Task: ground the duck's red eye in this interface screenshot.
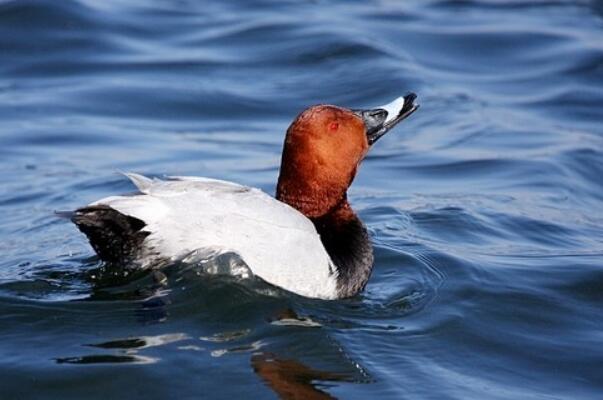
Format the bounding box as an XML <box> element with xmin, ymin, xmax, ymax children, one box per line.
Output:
<box><xmin>329</xmin><ymin>122</ymin><xmax>339</xmax><ymax>132</ymax></box>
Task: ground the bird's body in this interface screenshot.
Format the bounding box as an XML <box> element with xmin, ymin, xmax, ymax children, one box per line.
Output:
<box><xmin>72</xmin><ymin>94</ymin><xmax>419</xmax><ymax>299</ymax></box>
<box><xmin>79</xmin><ymin>173</ymin><xmax>339</xmax><ymax>299</ymax></box>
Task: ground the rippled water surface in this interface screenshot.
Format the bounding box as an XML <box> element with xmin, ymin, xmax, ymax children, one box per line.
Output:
<box><xmin>1</xmin><ymin>0</ymin><xmax>602</xmax><ymax>398</ymax></box>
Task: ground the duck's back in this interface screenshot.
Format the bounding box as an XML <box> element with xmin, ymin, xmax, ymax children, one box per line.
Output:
<box><xmin>74</xmin><ymin>173</ymin><xmax>339</xmax><ymax>299</ymax></box>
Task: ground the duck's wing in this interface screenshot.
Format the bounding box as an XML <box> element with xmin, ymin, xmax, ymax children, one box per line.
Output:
<box><xmin>77</xmin><ymin>173</ymin><xmax>338</xmax><ymax>299</ymax></box>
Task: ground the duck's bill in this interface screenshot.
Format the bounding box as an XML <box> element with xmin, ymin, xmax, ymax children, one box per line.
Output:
<box><xmin>354</xmin><ymin>93</ymin><xmax>419</xmax><ymax>145</ymax></box>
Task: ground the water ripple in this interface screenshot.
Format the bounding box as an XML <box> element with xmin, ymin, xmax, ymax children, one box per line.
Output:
<box><xmin>1</xmin><ymin>0</ymin><xmax>602</xmax><ymax>398</ymax></box>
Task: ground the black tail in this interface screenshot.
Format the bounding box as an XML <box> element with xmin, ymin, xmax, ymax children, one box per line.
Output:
<box><xmin>72</xmin><ymin>205</ymin><xmax>150</xmax><ymax>265</ymax></box>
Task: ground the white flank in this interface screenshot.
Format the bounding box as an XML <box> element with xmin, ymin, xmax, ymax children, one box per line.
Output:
<box><xmin>91</xmin><ymin>174</ymin><xmax>339</xmax><ymax>299</ymax></box>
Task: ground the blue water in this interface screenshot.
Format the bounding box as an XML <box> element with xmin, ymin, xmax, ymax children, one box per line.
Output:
<box><xmin>1</xmin><ymin>0</ymin><xmax>602</xmax><ymax>398</ymax></box>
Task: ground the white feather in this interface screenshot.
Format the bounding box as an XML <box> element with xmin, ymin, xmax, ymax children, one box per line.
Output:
<box><xmin>119</xmin><ymin>172</ymin><xmax>155</xmax><ymax>193</ymax></box>
<box><xmin>91</xmin><ymin>174</ymin><xmax>339</xmax><ymax>299</ymax></box>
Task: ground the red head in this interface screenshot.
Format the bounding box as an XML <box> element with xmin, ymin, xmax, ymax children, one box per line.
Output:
<box><xmin>276</xmin><ymin>94</ymin><xmax>418</xmax><ymax>218</ymax></box>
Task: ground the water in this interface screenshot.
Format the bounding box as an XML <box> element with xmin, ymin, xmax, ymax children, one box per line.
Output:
<box><xmin>1</xmin><ymin>0</ymin><xmax>602</xmax><ymax>398</ymax></box>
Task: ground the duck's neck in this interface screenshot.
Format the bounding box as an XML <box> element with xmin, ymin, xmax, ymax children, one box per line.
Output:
<box><xmin>310</xmin><ymin>199</ymin><xmax>374</xmax><ymax>298</ymax></box>
<box><xmin>277</xmin><ymin>180</ymin><xmax>374</xmax><ymax>297</ymax></box>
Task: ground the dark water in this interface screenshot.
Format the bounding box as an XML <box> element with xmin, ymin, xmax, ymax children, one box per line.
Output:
<box><xmin>1</xmin><ymin>0</ymin><xmax>602</xmax><ymax>398</ymax></box>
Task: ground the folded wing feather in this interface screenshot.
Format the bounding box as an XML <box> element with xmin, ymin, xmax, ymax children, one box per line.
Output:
<box><xmin>90</xmin><ymin>174</ymin><xmax>338</xmax><ymax>299</ymax></box>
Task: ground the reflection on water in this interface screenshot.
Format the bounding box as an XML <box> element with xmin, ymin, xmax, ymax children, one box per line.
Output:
<box><xmin>55</xmin><ymin>354</ymin><xmax>159</xmax><ymax>365</ymax></box>
<box><xmin>252</xmin><ymin>353</ymin><xmax>355</xmax><ymax>400</ymax></box>
<box><xmin>1</xmin><ymin>0</ymin><xmax>603</xmax><ymax>398</ymax></box>
<box><xmin>55</xmin><ymin>333</ymin><xmax>188</xmax><ymax>365</ymax></box>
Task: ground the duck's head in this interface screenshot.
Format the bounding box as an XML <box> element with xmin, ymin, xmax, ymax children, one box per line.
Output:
<box><xmin>276</xmin><ymin>93</ymin><xmax>419</xmax><ymax>218</ymax></box>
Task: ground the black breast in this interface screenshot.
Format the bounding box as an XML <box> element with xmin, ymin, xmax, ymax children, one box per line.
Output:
<box><xmin>312</xmin><ymin>210</ymin><xmax>374</xmax><ymax>298</ymax></box>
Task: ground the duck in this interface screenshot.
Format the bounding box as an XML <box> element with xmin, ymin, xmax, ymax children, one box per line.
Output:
<box><xmin>72</xmin><ymin>93</ymin><xmax>419</xmax><ymax>299</ymax></box>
